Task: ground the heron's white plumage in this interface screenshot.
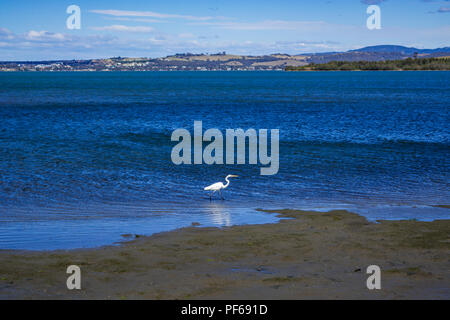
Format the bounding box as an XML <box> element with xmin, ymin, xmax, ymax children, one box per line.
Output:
<box><xmin>204</xmin><ymin>175</ymin><xmax>238</xmax><ymax>200</ymax></box>
<box><xmin>204</xmin><ymin>182</ymin><xmax>225</xmax><ymax>191</ymax></box>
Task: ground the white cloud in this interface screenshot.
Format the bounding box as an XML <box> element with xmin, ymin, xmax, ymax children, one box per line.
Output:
<box><xmin>0</xmin><ymin>28</ymin><xmax>14</xmax><ymax>40</ymax></box>
<box><xmin>91</xmin><ymin>25</ymin><xmax>154</xmax><ymax>33</ymax></box>
<box><xmin>25</xmin><ymin>30</ymin><xmax>65</xmax><ymax>41</ymax></box>
<box><xmin>90</xmin><ymin>9</ymin><xmax>213</xmax><ymax>21</ymax></box>
<box><xmin>105</xmin><ymin>17</ymin><xmax>168</xmax><ymax>23</ymax></box>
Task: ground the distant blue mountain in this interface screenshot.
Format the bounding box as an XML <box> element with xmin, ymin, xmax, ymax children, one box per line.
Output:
<box><xmin>351</xmin><ymin>45</ymin><xmax>450</xmax><ymax>54</ymax></box>
<box><xmin>305</xmin><ymin>45</ymin><xmax>450</xmax><ymax>64</ymax></box>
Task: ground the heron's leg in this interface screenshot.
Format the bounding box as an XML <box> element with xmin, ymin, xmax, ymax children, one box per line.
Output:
<box><xmin>219</xmin><ymin>189</ymin><xmax>224</xmax><ymax>200</ymax></box>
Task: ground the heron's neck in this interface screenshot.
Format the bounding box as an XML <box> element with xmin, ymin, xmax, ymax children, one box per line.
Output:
<box><xmin>224</xmin><ymin>177</ymin><xmax>230</xmax><ymax>188</ymax></box>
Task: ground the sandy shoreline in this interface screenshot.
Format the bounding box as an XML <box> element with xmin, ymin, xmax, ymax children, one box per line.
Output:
<box><xmin>0</xmin><ymin>209</ymin><xmax>449</xmax><ymax>299</ymax></box>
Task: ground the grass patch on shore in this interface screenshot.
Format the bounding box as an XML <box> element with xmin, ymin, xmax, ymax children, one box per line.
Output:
<box><xmin>286</xmin><ymin>57</ymin><xmax>450</xmax><ymax>71</ymax></box>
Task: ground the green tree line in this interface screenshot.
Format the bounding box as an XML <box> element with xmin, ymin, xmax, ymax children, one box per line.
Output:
<box><xmin>285</xmin><ymin>57</ymin><xmax>450</xmax><ymax>71</ymax></box>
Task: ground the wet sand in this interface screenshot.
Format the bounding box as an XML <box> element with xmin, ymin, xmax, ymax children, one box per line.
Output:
<box><xmin>0</xmin><ymin>209</ymin><xmax>449</xmax><ymax>299</ymax></box>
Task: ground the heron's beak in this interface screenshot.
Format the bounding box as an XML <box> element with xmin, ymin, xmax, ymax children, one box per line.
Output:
<box><xmin>230</xmin><ymin>175</ymin><xmax>239</xmax><ymax>177</ymax></box>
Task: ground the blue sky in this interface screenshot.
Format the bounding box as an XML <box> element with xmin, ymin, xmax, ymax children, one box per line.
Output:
<box><xmin>0</xmin><ymin>0</ymin><xmax>449</xmax><ymax>60</ymax></box>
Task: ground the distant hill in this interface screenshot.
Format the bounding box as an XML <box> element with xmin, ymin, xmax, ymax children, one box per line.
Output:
<box><xmin>306</xmin><ymin>45</ymin><xmax>450</xmax><ymax>63</ymax></box>
<box><xmin>350</xmin><ymin>45</ymin><xmax>450</xmax><ymax>54</ymax></box>
<box><xmin>1</xmin><ymin>45</ymin><xmax>449</xmax><ymax>71</ymax></box>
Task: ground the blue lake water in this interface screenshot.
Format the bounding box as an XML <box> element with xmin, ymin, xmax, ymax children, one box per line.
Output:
<box><xmin>0</xmin><ymin>71</ymin><xmax>449</xmax><ymax>250</ymax></box>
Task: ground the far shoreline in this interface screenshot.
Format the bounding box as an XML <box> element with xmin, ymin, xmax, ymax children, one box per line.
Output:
<box><xmin>1</xmin><ymin>69</ymin><xmax>450</xmax><ymax>72</ymax></box>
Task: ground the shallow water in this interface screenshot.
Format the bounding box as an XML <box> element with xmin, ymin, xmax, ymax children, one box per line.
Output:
<box><xmin>0</xmin><ymin>71</ymin><xmax>449</xmax><ymax>250</ymax></box>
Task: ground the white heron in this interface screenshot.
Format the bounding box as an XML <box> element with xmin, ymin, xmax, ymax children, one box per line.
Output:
<box><xmin>204</xmin><ymin>175</ymin><xmax>238</xmax><ymax>200</ymax></box>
